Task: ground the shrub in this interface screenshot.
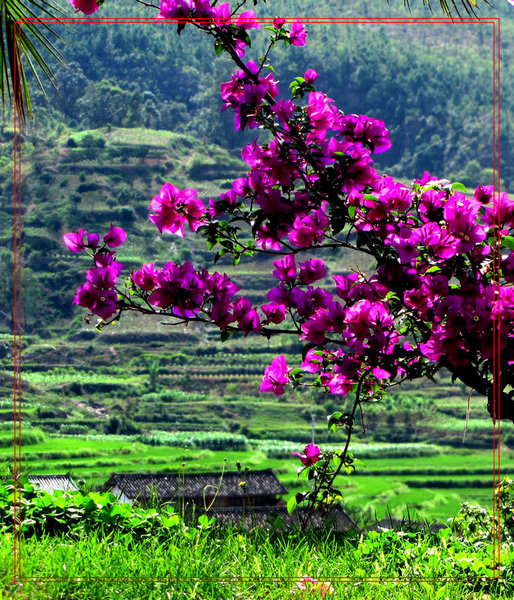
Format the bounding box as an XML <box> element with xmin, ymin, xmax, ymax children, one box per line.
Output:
<box><xmin>118</xmin><ymin>207</ymin><xmax>135</xmax><ymax>223</ymax></box>
<box><xmin>0</xmin><ymin>428</ymin><xmax>45</xmax><ymax>447</ymax></box>
<box><xmin>59</xmin><ymin>424</ymin><xmax>89</xmax><ymax>435</ymax></box>
<box><xmin>0</xmin><ymin>477</ymin><xmax>183</xmax><ymax>539</ymax></box>
<box><xmin>450</xmin><ymin>477</ymin><xmax>514</xmax><ymax>544</ymax></box>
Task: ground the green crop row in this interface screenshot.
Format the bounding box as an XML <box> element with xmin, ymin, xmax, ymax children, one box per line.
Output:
<box><xmin>135</xmin><ymin>430</ymin><xmax>248</xmax><ymax>450</ymax></box>
<box><xmin>0</xmin><ymin>429</ymin><xmax>45</xmax><ymax>447</ymax></box>
<box><xmin>16</xmin><ymin>369</ymin><xmax>141</xmax><ymax>386</ymax></box>
<box><xmin>250</xmin><ymin>439</ymin><xmax>442</xmax><ymax>459</ymax></box>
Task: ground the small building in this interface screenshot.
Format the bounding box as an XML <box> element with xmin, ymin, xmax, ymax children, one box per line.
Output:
<box><xmin>102</xmin><ymin>469</ymin><xmax>358</xmax><ymax>532</ymax></box>
<box><xmin>29</xmin><ymin>474</ymin><xmax>79</xmax><ymax>494</ymax></box>
<box><xmin>103</xmin><ymin>468</ymin><xmax>288</xmax><ymax>509</ymax></box>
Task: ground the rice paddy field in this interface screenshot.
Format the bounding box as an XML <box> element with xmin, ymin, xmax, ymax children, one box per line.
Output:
<box><xmin>2</xmin><ymin>428</ymin><xmax>508</xmax><ymax>524</ymax></box>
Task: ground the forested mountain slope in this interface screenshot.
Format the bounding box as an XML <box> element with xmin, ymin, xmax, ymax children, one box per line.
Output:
<box><xmin>14</xmin><ymin>0</ymin><xmax>513</xmax><ymax>187</ymax></box>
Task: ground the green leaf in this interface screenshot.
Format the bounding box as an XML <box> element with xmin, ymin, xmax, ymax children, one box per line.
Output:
<box><xmin>348</xmin><ymin>205</ymin><xmax>357</xmax><ymax>219</ymax></box>
<box><xmin>288</xmin><ymin>368</ymin><xmax>304</xmax><ymax>380</ymax></box>
<box><xmin>286</xmin><ymin>495</ymin><xmax>297</xmax><ymax>514</ymax></box>
<box><xmin>1</xmin><ymin>0</ymin><xmax>66</xmax><ymax>121</ymax></box>
<box><xmin>327</xmin><ymin>411</ymin><xmax>343</xmax><ymax>423</ymax></box>
<box><xmin>385</xmin><ymin>291</ymin><xmax>399</xmax><ymax>301</ymax></box>
<box><xmin>399</xmin><ymin>1</ymin><xmax>486</xmax><ymax>19</ymax></box>
<box><xmin>452</xmin><ymin>182</ymin><xmax>467</xmax><ymax>193</ymax></box>
<box><xmin>220</xmin><ymin>331</ymin><xmax>230</xmax><ymax>343</ymax></box>
<box><xmin>197</xmin><ymin>514</ymin><xmax>210</xmax><ymax>527</ymax></box>
<box><xmin>420</xmin><ymin>582</ymin><xmax>434</xmax><ymax>595</ymax></box>
<box><xmin>502</xmin><ymin>236</ymin><xmax>514</xmax><ymax>250</ymax></box>
<box><xmin>213</xmin><ymin>250</ymin><xmax>226</xmax><ymax>264</ymax></box>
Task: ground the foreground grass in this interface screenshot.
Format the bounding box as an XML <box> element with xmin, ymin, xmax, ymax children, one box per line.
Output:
<box><xmin>1</xmin><ymin>478</ymin><xmax>512</xmax><ymax>599</ymax></box>
<box><xmin>1</xmin><ymin>527</ymin><xmax>512</xmax><ymax>600</ymax></box>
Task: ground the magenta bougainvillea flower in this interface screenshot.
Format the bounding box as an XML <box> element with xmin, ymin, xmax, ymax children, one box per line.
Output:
<box><xmin>260</xmin><ymin>303</ymin><xmax>287</xmax><ymax>325</ymax></box>
<box><xmin>236</xmin><ymin>10</ymin><xmax>260</xmax><ymax>30</ymax></box>
<box><xmin>148</xmin><ymin>183</ymin><xmax>205</xmax><ymax>236</ymax></box>
<box><xmin>304</xmin><ymin>69</ymin><xmax>319</xmax><ymax>84</ymax></box>
<box><xmin>289</xmin><ymin>21</ymin><xmax>307</xmax><ymax>46</ymax></box>
<box><xmin>73</xmin><ymin>283</ymin><xmax>118</xmax><ymax>320</ymax></box>
<box><xmin>63</xmin><ymin>229</ymin><xmax>86</xmax><ymax>253</ymax></box>
<box><xmin>68</xmin><ymin>0</ymin><xmax>100</xmax><ymax>14</ymax></box>
<box><xmin>298</xmin><ymin>259</ymin><xmax>326</xmax><ymax>284</ymax></box>
<box><xmin>293</xmin><ymin>443</ymin><xmax>321</xmax><ymax>467</ymax></box>
<box><xmin>157</xmin><ymin>0</ymin><xmax>194</xmax><ymax>21</ymax></box>
<box><xmin>339</xmin><ymin>114</ymin><xmax>392</xmax><ymax>153</ymax></box>
<box><xmin>132</xmin><ymin>263</ymin><xmax>157</xmax><ymax>291</ymax></box>
<box><xmin>260</xmin><ymin>355</ymin><xmax>291</xmax><ymax>395</ymax></box>
<box><xmin>271</xmin><ymin>99</ymin><xmax>296</xmax><ymax>122</ymax></box>
<box><xmin>103</xmin><ymin>224</ymin><xmax>127</xmax><ymax>248</ymax></box>
<box><xmin>63</xmin><ymin>229</ymin><xmax>100</xmax><ymax>252</ymax></box>
<box><xmin>272</xmin><ymin>254</ymin><xmax>297</xmax><ymax>282</ymax></box>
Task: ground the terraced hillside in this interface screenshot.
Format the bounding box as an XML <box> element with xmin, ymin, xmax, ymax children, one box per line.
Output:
<box><xmin>2</xmin><ymin>320</ymin><xmax>511</xmax><ymax>446</ymax></box>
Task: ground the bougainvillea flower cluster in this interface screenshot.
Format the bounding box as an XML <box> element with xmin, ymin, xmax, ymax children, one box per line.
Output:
<box><xmin>65</xmin><ymin>2</ymin><xmax>514</xmax><ymax>431</ymax></box>
<box><xmin>64</xmin><ymin>225</ymin><xmax>125</xmax><ymax>320</ymax></box>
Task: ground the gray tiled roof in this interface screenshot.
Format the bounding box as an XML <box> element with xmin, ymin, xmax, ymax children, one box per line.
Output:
<box><xmin>209</xmin><ymin>505</ymin><xmax>357</xmax><ymax>532</ymax></box>
<box><xmin>103</xmin><ymin>469</ymin><xmax>288</xmax><ymax>501</ymax></box>
<box><xmin>29</xmin><ymin>475</ymin><xmax>79</xmax><ymax>494</ymax></box>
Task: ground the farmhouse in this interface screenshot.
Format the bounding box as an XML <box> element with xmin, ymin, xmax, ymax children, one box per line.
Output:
<box><xmin>29</xmin><ymin>474</ymin><xmax>79</xmax><ymax>494</ymax></box>
<box><xmin>103</xmin><ymin>468</ymin><xmax>288</xmax><ymax>508</ymax></box>
<box><xmin>103</xmin><ymin>468</ymin><xmax>358</xmax><ymax>531</ymax></box>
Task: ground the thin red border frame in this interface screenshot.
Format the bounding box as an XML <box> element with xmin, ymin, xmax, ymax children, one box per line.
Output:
<box><xmin>11</xmin><ymin>13</ymin><xmax>502</xmax><ymax>586</ymax></box>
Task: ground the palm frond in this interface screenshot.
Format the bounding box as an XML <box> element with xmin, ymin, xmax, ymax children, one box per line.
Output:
<box><xmin>0</xmin><ymin>0</ymin><xmax>65</xmax><ymax>122</ymax></box>
<box><xmin>393</xmin><ymin>0</ymin><xmax>492</xmax><ymax>17</ymax></box>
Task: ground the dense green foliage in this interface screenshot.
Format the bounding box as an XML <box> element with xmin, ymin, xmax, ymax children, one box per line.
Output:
<box><xmin>1</xmin><ymin>475</ymin><xmax>186</xmax><ymax>539</ymax></box>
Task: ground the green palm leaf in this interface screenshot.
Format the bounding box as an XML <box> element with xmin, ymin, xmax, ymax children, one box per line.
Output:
<box><xmin>396</xmin><ymin>0</ymin><xmax>492</xmax><ymax>17</ymax></box>
<box><xmin>0</xmin><ymin>0</ymin><xmax>65</xmax><ymax>121</ymax></box>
